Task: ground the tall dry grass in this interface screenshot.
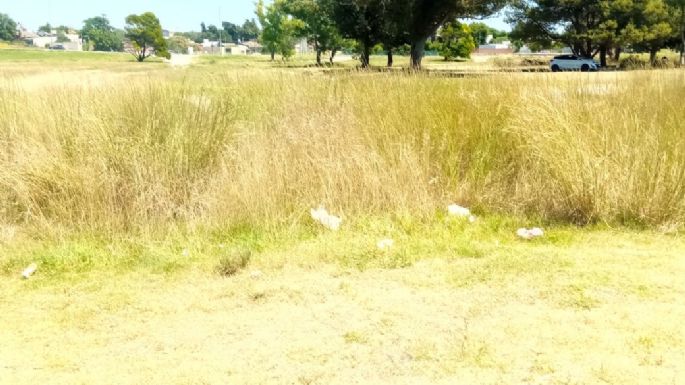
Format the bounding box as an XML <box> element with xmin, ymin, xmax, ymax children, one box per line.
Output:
<box><xmin>1</xmin><ymin>69</ymin><xmax>684</xmax><ymax>235</ymax></box>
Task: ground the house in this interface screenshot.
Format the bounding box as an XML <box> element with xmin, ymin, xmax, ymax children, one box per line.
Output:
<box><xmin>229</xmin><ymin>44</ymin><xmax>247</xmax><ymax>55</ymax></box>
<box><xmin>241</xmin><ymin>40</ymin><xmax>262</xmax><ymax>55</ymax></box>
<box><xmin>29</xmin><ymin>30</ymin><xmax>83</xmax><ymax>51</ymax></box>
<box><xmin>16</xmin><ymin>23</ymin><xmax>37</xmax><ymax>39</ymax></box>
<box><xmin>475</xmin><ymin>41</ymin><xmax>513</xmax><ymax>55</ymax></box>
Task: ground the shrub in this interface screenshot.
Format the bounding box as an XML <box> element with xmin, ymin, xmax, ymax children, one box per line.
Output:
<box><xmin>619</xmin><ymin>55</ymin><xmax>650</xmax><ymax>70</ymax></box>
<box><xmin>216</xmin><ymin>248</ymin><xmax>252</xmax><ymax>277</ymax></box>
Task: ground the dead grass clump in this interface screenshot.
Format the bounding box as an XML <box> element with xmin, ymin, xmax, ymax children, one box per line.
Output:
<box><xmin>216</xmin><ymin>248</ymin><xmax>252</xmax><ymax>277</ymax></box>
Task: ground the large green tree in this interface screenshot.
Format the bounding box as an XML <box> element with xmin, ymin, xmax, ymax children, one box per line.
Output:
<box><xmin>509</xmin><ymin>0</ymin><xmax>611</xmax><ymax>63</ymax></box>
<box><xmin>434</xmin><ymin>21</ymin><xmax>476</xmax><ymax>60</ymax></box>
<box><xmin>327</xmin><ymin>0</ymin><xmax>386</xmax><ymax>68</ymax></box>
<box><xmin>283</xmin><ymin>0</ymin><xmax>344</xmax><ymax>65</ymax></box>
<box><xmin>510</xmin><ymin>0</ymin><xmax>682</xmax><ymax>66</ymax></box>
<box><xmin>622</xmin><ymin>0</ymin><xmax>674</xmax><ymax>64</ymax></box>
<box><xmin>82</xmin><ymin>15</ymin><xmax>124</xmax><ymax>51</ymax></box>
<box><xmin>256</xmin><ymin>0</ymin><xmax>304</xmax><ymax>60</ymax></box>
<box><xmin>405</xmin><ymin>0</ymin><xmax>507</xmax><ymax>69</ymax></box>
<box><xmin>241</xmin><ymin>19</ymin><xmax>261</xmax><ymax>41</ymax></box>
<box><xmin>124</xmin><ymin>12</ymin><xmax>170</xmax><ymax>62</ymax></box>
<box><xmin>0</xmin><ymin>13</ymin><xmax>17</xmax><ymax>41</ymax></box>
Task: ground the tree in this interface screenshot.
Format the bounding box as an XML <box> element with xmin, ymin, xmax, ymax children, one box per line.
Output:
<box><xmin>56</xmin><ymin>31</ymin><xmax>70</xmax><ymax>43</ymax></box>
<box><xmin>510</xmin><ymin>0</ymin><xmax>600</xmax><ymax>57</ymax></box>
<box><xmin>167</xmin><ymin>35</ymin><xmax>191</xmax><ymax>54</ymax></box>
<box><xmin>283</xmin><ymin>0</ymin><xmax>344</xmax><ymax>65</ymax></box>
<box><xmin>622</xmin><ymin>0</ymin><xmax>673</xmax><ymax>64</ymax></box>
<box><xmin>222</xmin><ymin>21</ymin><xmax>240</xmax><ymax>42</ymax></box>
<box><xmin>38</xmin><ymin>23</ymin><xmax>52</xmax><ymax>34</ymax></box>
<box><xmin>405</xmin><ymin>0</ymin><xmax>507</xmax><ymax>69</ymax></box>
<box><xmin>82</xmin><ymin>15</ymin><xmax>124</xmax><ymax>51</ymax></box>
<box><xmin>256</xmin><ymin>0</ymin><xmax>303</xmax><ymax>60</ymax></box>
<box><xmin>469</xmin><ymin>22</ymin><xmax>509</xmax><ymax>45</ymax></box>
<box><xmin>666</xmin><ymin>0</ymin><xmax>685</xmax><ymax>64</ymax></box>
<box><xmin>378</xmin><ymin>0</ymin><xmax>412</xmax><ymax>67</ymax></box>
<box><xmin>0</xmin><ymin>13</ymin><xmax>18</xmax><ymax>41</ymax></box>
<box><xmin>434</xmin><ymin>21</ymin><xmax>476</xmax><ymax>60</ymax></box>
<box><xmin>242</xmin><ymin>19</ymin><xmax>261</xmax><ymax>41</ymax></box>
<box><xmin>178</xmin><ymin>31</ymin><xmax>203</xmax><ymax>44</ymax></box>
<box><xmin>327</xmin><ymin>0</ymin><xmax>387</xmax><ymax>68</ymax></box>
<box><xmin>509</xmin><ymin>0</ymin><xmax>621</xmax><ymax>67</ymax></box>
<box><xmin>124</xmin><ymin>12</ymin><xmax>170</xmax><ymax>62</ymax></box>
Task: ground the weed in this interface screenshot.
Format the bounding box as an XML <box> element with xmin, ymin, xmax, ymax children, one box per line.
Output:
<box><xmin>216</xmin><ymin>248</ymin><xmax>252</xmax><ymax>277</ymax></box>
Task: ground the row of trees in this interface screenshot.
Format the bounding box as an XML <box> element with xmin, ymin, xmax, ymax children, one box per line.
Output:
<box><xmin>509</xmin><ymin>0</ymin><xmax>685</xmax><ymax>66</ymax></box>
<box><xmin>175</xmin><ymin>19</ymin><xmax>261</xmax><ymax>45</ymax></box>
<box><xmin>256</xmin><ymin>0</ymin><xmax>508</xmax><ymax>69</ymax></box>
<box><xmin>255</xmin><ymin>0</ymin><xmax>685</xmax><ymax>68</ymax></box>
<box><xmin>79</xmin><ymin>13</ymin><xmax>169</xmax><ymax>62</ymax></box>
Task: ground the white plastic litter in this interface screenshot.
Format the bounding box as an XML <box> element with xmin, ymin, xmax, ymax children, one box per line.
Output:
<box><xmin>22</xmin><ymin>263</ymin><xmax>37</xmax><ymax>279</ymax></box>
<box><xmin>250</xmin><ymin>270</ymin><xmax>263</xmax><ymax>279</ymax></box>
<box><xmin>310</xmin><ymin>206</ymin><xmax>342</xmax><ymax>231</ymax></box>
<box><xmin>377</xmin><ymin>238</ymin><xmax>395</xmax><ymax>251</ymax></box>
<box><xmin>447</xmin><ymin>204</ymin><xmax>471</xmax><ymax>217</ymax></box>
<box><xmin>517</xmin><ymin>227</ymin><xmax>545</xmax><ymax>240</ymax></box>
<box><xmin>529</xmin><ymin>227</ymin><xmax>544</xmax><ymax>237</ymax></box>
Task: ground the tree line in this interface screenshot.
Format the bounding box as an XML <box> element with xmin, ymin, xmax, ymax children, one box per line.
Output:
<box><xmin>2</xmin><ymin>1</ymin><xmax>684</xmax><ymax>67</ymax></box>
<box><xmin>257</xmin><ymin>0</ymin><xmax>684</xmax><ymax>68</ymax></box>
<box><xmin>256</xmin><ymin>0</ymin><xmax>508</xmax><ymax>69</ymax></box>
<box><xmin>509</xmin><ymin>0</ymin><xmax>685</xmax><ymax>66</ymax></box>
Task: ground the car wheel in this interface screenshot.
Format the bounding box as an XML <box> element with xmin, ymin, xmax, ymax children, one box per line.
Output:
<box><xmin>551</xmin><ymin>64</ymin><xmax>560</xmax><ymax>72</ymax></box>
<box><xmin>581</xmin><ymin>64</ymin><xmax>590</xmax><ymax>72</ymax></box>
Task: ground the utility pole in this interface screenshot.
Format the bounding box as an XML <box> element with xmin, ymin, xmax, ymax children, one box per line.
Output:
<box><xmin>219</xmin><ymin>7</ymin><xmax>224</xmax><ymax>56</ymax></box>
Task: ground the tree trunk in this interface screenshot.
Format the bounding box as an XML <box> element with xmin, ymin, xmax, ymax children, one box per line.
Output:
<box><xmin>649</xmin><ymin>49</ymin><xmax>658</xmax><ymax>66</ymax></box>
<box><xmin>681</xmin><ymin>23</ymin><xmax>685</xmax><ymax>66</ymax></box>
<box><xmin>410</xmin><ymin>37</ymin><xmax>427</xmax><ymax>70</ymax></box>
<box><xmin>329</xmin><ymin>48</ymin><xmax>337</xmax><ymax>65</ymax></box>
<box><xmin>680</xmin><ymin>6</ymin><xmax>685</xmax><ymax>66</ymax></box>
<box><xmin>315</xmin><ymin>40</ymin><xmax>321</xmax><ymax>66</ymax></box>
<box><xmin>270</xmin><ymin>50</ymin><xmax>275</xmax><ymax>61</ymax></box>
<box><xmin>387</xmin><ymin>49</ymin><xmax>393</xmax><ymax>68</ymax></box>
<box><xmin>613</xmin><ymin>46</ymin><xmax>622</xmax><ymax>62</ymax></box>
<box><xmin>360</xmin><ymin>43</ymin><xmax>371</xmax><ymax>68</ymax></box>
<box><xmin>599</xmin><ymin>45</ymin><xmax>607</xmax><ymax>68</ymax></box>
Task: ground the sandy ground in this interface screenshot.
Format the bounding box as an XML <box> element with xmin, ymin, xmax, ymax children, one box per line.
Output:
<box><xmin>1</xmin><ymin>249</ymin><xmax>684</xmax><ymax>385</ymax></box>
<box><xmin>167</xmin><ymin>54</ymin><xmax>194</xmax><ymax>67</ymax></box>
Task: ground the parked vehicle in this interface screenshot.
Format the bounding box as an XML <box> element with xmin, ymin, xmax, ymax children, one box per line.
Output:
<box><xmin>550</xmin><ymin>55</ymin><xmax>600</xmax><ymax>72</ymax></box>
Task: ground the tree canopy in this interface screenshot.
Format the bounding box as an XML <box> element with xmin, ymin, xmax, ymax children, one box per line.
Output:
<box><xmin>510</xmin><ymin>0</ymin><xmax>685</xmax><ymax>66</ymax></box>
<box><xmin>82</xmin><ymin>15</ymin><xmax>124</xmax><ymax>52</ymax></box>
<box><xmin>257</xmin><ymin>0</ymin><xmax>304</xmax><ymax>60</ymax></box>
<box><xmin>0</xmin><ymin>13</ymin><xmax>18</xmax><ymax>41</ymax></box>
<box><xmin>434</xmin><ymin>21</ymin><xmax>476</xmax><ymax>60</ymax></box>
<box><xmin>283</xmin><ymin>0</ymin><xmax>345</xmax><ymax>65</ymax></box>
<box><xmin>124</xmin><ymin>12</ymin><xmax>170</xmax><ymax>62</ymax></box>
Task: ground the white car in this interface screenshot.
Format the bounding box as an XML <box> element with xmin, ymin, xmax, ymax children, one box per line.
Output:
<box><xmin>550</xmin><ymin>55</ymin><xmax>600</xmax><ymax>72</ymax></box>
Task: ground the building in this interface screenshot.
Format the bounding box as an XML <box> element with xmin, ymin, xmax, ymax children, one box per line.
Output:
<box><xmin>475</xmin><ymin>41</ymin><xmax>513</xmax><ymax>55</ymax></box>
<box><xmin>241</xmin><ymin>40</ymin><xmax>263</xmax><ymax>55</ymax></box>
<box><xmin>29</xmin><ymin>32</ymin><xmax>83</xmax><ymax>51</ymax></box>
<box><xmin>16</xmin><ymin>23</ymin><xmax>37</xmax><ymax>39</ymax></box>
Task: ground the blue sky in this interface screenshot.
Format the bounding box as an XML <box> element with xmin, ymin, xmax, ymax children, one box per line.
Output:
<box><xmin>4</xmin><ymin>0</ymin><xmax>510</xmax><ymax>32</ymax></box>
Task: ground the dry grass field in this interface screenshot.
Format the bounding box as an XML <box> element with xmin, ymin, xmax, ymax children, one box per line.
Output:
<box><xmin>1</xmin><ymin>49</ymin><xmax>684</xmax><ymax>385</ymax></box>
